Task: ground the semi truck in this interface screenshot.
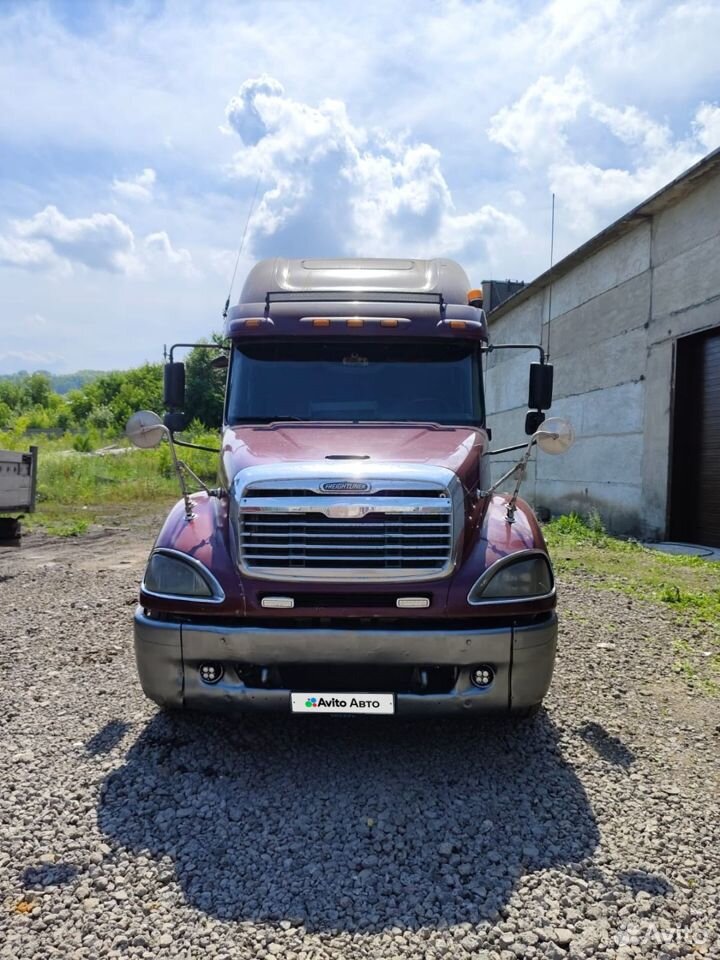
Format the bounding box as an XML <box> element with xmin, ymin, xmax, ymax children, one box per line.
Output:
<box><xmin>127</xmin><ymin>257</ymin><xmax>574</xmax><ymax>719</ymax></box>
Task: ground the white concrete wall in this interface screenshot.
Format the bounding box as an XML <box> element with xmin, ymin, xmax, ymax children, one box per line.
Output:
<box><xmin>484</xmin><ymin>171</ymin><xmax>720</xmax><ymax>537</ymax></box>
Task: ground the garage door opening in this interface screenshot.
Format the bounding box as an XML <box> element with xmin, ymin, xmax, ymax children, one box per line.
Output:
<box><xmin>669</xmin><ymin>326</ymin><xmax>720</xmax><ymax>547</ymax></box>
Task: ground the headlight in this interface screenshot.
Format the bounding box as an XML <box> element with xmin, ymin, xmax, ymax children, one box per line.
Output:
<box><xmin>468</xmin><ymin>553</ymin><xmax>553</xmax><ymax>604</ymax></box>
<box><xmin>143</xmin><ymin>551</ymin><xmax>216</xmax><ymax>599</ymax></box>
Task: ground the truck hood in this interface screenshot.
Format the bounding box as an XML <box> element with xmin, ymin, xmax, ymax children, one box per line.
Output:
<box><xmin>221</xmin><ymin>423</ymin><xmax>488</xmax><ymax>491</ymax></box>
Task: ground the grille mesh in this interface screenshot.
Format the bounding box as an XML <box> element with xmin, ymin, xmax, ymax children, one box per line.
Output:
<box><xmin>239</xmin><ymin>489</ymin><xmax>453</xmax><ymax>577</ymax></box>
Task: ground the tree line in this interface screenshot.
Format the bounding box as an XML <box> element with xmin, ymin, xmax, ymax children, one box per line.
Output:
<box><xmin>0</xmin><ymin>369</ymin><xmax>104</xmax><ymax>394</ymax></box>
<box><xmin>0</xmin><ymin>339</ymin><xmax>226</xmax><ymax>437</ymax></box>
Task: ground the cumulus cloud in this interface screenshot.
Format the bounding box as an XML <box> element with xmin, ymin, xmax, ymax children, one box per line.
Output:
<box><xmin>488</xmin><ymin>68</ymin><xmax>589</xmax><ymax>167</ymax></box>
<box><xmin>144</xmin><ymin>231</ymin><xmax>194</xmax><ymax>274</ymax></box>
<box><xmin>223</xmin><ymin>76</ymin><xmax>525</xmax><ymax>267</ymax></box>
<box><xmin>12</xmin><ymin>205</ymin><xmax>136</xmax><ymax>273</ymax></box>
<box><xmin>0</xmin><ymin>234</ymin><xmax>62</xmax><ymax>272</ymax></box>
<box><xmin>0</xmin><ymin>206</ymin><xmax>194</xmax><ymax>276</ymax></box>
<box><xmin>537</xmin><ymin>0</ymin><xmax>623</xmax><ymax>54</ymax></box>
<box><xmin>488</xmin><ymin>70</ymin><xmax>720</xmax><ymax>235</ymax></box>
<box><xmin>693</xmin><ymin>103</ymin><xmax>720</xmax><ymax>151</ymax></box>
<box><xmin>112</xmin><ymin>167</ymin><xmax>157</xmax><ymax>201</ymax></box>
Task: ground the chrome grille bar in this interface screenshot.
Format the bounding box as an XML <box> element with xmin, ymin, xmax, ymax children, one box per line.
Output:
<box><xmin>240</xmin><ymin>496</ymin><xmax>451</xmax><ymax>516</ymax></box>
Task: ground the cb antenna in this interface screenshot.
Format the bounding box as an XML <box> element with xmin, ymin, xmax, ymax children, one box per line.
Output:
<box><xmin>546</xmin><ymin>192</ymin><xmax>556</xmax><ymax>362</ymax></box>
<box><xmin>222</xmin><ymin>176</ymin><xmax>261</xmax><ymax>321</ymax></box>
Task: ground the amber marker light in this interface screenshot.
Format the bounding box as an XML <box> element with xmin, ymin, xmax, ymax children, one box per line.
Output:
<box><xmin>311</xmin><ymin>318</ymin><xmax>331</xmax><ymax>327</ymax></box>
<box><xmin>346</xmin><ymin>318</ymin><xmax>364</xmax><ymax>327</ymax></box>
<box><xmin>467</xmin><ymin>288</ymin><xmax>484</xmax><ymax>307</ymax></box>
<box><xmin>449</xmin><ymin>320</ymin><xmax>467</xmax><ymax>329</ymax></box>
<box><xmin>244</xmin><ymin>318</ymin><xmax>262</xmax><ymax>327</ymax></box>
<box><xmin>380</xmin><ymin>318</ymin><xmax>399</xmax><ymax>327</ymax></box>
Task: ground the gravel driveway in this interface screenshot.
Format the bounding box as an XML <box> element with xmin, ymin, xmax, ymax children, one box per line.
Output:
<box><xmin>1</xmin><ymin>526</ymin><xmax>718</xmax><ymax>959</ymax></box>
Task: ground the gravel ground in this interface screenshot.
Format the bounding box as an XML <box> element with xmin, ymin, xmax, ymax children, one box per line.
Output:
<box><xmin>1</xmin><ymin>524</ymin><xmax>719</xmax><ymax>959</ymax></box>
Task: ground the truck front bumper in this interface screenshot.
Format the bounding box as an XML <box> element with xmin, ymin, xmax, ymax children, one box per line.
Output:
<box><xmin>133</xmin><ymin>608</ymin><xmax>557</xmax><ymax>716</ymax></box>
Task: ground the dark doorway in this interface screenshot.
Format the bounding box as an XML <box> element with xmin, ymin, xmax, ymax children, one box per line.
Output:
<box><xmin>670</xmin><ymin>326</ymin><xmax>720</xmax><ymax>547</ymax></box>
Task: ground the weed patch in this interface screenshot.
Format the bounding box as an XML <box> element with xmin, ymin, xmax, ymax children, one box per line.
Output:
<box><xmin>545</xmin><ymin>512</ymin><xmax>720</xmax><ymax>692</ymax></box>
<box><xmin>2</xmin><ymin>427</ymin><xmax>219</xmax><ymax>536</ymax></box>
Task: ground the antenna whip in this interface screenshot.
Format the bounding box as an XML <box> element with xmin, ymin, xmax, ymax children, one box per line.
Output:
<box><xmin>222</xmin><ymin>176</ymin><xmax>261</xmax><ymax>320</ymax></box>
<box><xmin>546</xmin><ymin>193</ymin><xmax>556</xmax><ymax>361</ymax></box>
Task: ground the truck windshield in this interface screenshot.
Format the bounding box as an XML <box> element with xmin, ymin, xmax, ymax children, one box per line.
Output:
<box><xmin>226</xmin><ymin>339</ymin><xmax>484</xmax><ymax>426</ymax></box>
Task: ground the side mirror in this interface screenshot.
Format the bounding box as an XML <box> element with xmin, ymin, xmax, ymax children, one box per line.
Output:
<box><xmin>535</xmin><ymin>417</ymin><xmax>575</xmax><ymax>455</ymax></box>
<box><xmin>126</xmin><ymin>410</ymin><xmax>166</xmax><ymax>449</ymax></box>
<box><xmin>163</xmin><ymin>361</ymin><xmax>185</xmax><ymax>409</ymax></box>
<box><xmin>525</xmin><ymin>410</ymin><xmax>545</xmax><ymax>435</ymax></box>
<box><xmin>528</xmin><ymin>362</ymin><xmax>553</xmax><ymax>411</ymax></box>
<box><xmin>163</xmin><ymin>411</ymin><xmax>189</xmax><ymax>433</ymax></box>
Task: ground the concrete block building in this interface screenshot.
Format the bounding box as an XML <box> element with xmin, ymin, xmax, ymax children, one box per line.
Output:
<box><xmin>484</xmin><ymin>147</ymin><xmax>720</xmax><ymax>546</ymax></box>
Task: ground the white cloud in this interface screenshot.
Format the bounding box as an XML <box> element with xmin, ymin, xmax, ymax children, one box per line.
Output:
<box><xmin>12</xmin><ymin>205</ymin><xmax>136</xmax><ymax>273</ymax></box>
<box><xmin>112</xmin><ymin>167</ymin><xmax>157</xmax><ymax>201</ymax></box>
<box><xmin>693</xmin><ymin>103</ymin><xmax>720</xmax><ymax>151</ymax></box>
<box><xmin>488</xmin><ymin>68</ymin><xmax>589</xmax><ymax>167</ymax></box>
<box><xmin>0</xmin><ymin>206</ymin><xmax>194</xmax><ymax>277</ymax></box>
<box><xmin>144</xmin><ymin>231</ymin><xmax>194</xmax><ymax>274</ymax></box>
<box><xmin>224</xmin><ymin>77</ymin><xmax>525</xmax><ymax>271</ymax></box>
<box><xmin>488</xmin><ymin>70</ymin><xmax>720</xmax><ymax>237</ymax></box>
<box><xmin>0</xmin><ymin>234</ymin><xmax>62</xmax><ymax>272</ymax></box>
<box><xmin>533</xmin><ymin>0</ymin><xmax>623</xmax><ymax>56</ymax></box>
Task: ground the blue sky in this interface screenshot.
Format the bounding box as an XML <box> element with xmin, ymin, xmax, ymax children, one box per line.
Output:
<box><xmin>1</xmin><ymin>0</ymin><xmax>720</xmax><ymax>374</ymax></box>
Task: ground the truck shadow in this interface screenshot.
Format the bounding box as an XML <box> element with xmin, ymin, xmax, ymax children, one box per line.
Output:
<box><xmin>97</xmin><ymin>710</ymin><xmax>598</xmax><ymax>931</ymax></box>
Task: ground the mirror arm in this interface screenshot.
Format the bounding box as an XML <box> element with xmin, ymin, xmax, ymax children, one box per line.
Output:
<box><xmin>171</xmin><ymin>437</ymin><xmax>222</xmax><ymax>454</ymax></box>
<box><xmin>164</xmin><ymin>429</ymin><xmax>195</xmax><ymax>521</ymax></box>
<box><xmin>479</xmin><ymin>436</ymin><xmax>537</xmax><ymax>500</ymax></box>
<box><xmin>486</xmin><ymin>441</ymin><xmax>529</xmax><ymax>455</ymax></box>
<box><xmin>176</xmin><ymin>459</ymin><xmax>211</xmax><ymax>497</ymax></box>
<box><xmin>480</xmin><ymin>426</ymin><xmax>567</xmax><ymax>521</ymax></box>
<box><xmin>482</xmin><ymin>343</ymin><xmax>547</xmax><ymax>363</ymax></box>
<box><xmin>168</xmin><ymin>341</ymin><xmax>230</xmax><ymax>362</ymax></box>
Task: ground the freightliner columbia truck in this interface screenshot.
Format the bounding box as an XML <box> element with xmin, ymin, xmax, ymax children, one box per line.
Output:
<box><xmin>127</xmin><ymin>258</ymin><xmax>574</xmax><ymax>719</ymax></box>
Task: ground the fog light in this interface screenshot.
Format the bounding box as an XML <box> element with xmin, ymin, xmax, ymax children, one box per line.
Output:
<box><xmin>396</xmin><ymin>597</ymin><xmax>430</xmax><ymax>609</ymax></box>
<box><xmin>471</xmin><ymin>665</ymin><xmax>495</xmax><ymax>688</ymax></box>
<box><xmin>199</xmin><ymin>662</ymin><xmax>223</xmax><ymax>684</ymax></box>
<box><xmin>261</xmin><ymin>597</ymin><xmax>295</xmax><ymax>609</ymax></box>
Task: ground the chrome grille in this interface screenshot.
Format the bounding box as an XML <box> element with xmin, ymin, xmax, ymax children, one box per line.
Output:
<box><xmin>237</xmin><ymin>483</ymin><xmax>455</xmax><ymax>581</ymax></box>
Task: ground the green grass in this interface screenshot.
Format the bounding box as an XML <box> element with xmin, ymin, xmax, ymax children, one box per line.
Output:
<box><xmin>1</xmin><ymin>426</ymin><xmax>220</xmax><ymax>536</ymax></box>
<box><xmin>545</xmin><ymin>512</ymin><xmax>720</xmax><ymax>693</ymax></box>
<box><xmin>22</xmin><ymin>512</ymin><xmax>92</xmax><ymax>537</ymax></box>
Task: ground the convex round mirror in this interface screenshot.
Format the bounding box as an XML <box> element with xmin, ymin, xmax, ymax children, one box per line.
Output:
<box><xmin>126</xmin><ymin>410</ymin><xmax>166</xmax><ymax>449</ymax></box>
<box><xmin>535</xmin><ymin>417</ymin><xmax>575</xmax><ymax>455</ymax></box>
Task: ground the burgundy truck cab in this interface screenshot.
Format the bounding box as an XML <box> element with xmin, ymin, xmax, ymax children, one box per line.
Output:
<box><xmin>131</xmin><ymin>258</ymin><xmax>564</xmax><ymax>718</ymax></box>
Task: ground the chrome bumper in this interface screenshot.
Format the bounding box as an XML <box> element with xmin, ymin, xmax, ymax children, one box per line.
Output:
<box><xmin>133</xmin><ymin>608</ymin><xmax>557</xmax><ymax>715</ymax></box>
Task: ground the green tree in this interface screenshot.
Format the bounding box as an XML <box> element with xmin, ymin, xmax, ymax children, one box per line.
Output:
<box><xmin>0</xmin><ymin>400</ymin><xmax>12</xmax><ymax>428</ymax></box>
<box><xmin>66</xmin><ymin>364</ymin><xmax>163</xmax><ymax>432</ymax></box>
<box><xmin>25</xmin><ymin>372</ymin><xmax>52</xmax><ymax>408</ymax></box>
<box><xmin>184</xmin><ymin>335</ymin><xmax>227</xmax><ymax>428</ymax></box>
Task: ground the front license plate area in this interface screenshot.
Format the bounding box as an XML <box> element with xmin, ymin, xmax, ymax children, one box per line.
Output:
<box><xmin>291</xmin><ymin>692</ymin><xmax>395</xmax><ymax>715</ymax></box>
